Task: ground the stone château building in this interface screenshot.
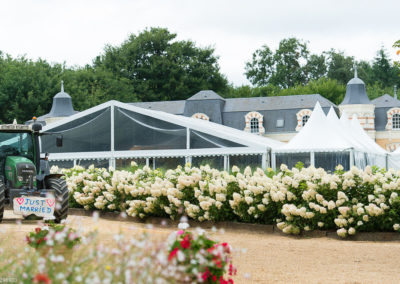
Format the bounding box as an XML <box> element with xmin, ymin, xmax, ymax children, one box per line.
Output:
<box><xmin>37</xmin><ymin>73</ymin><xmax>400</xmax><ymax>151</ymax></box>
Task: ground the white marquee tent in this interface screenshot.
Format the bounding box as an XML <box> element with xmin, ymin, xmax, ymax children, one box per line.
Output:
<box><xmin>272</xmin><ymin>102</ymin><xmax>388</xmax><ymax>171</ymax></box>
<box><xmin>41</xmin><ymin>100</ymin><xmax>283</xmax><ymax>170</ymax></box>
<box><xmin>388</xmin><ymin>136</ymin><xmax>400</xmax><ymax>169</ymax></box>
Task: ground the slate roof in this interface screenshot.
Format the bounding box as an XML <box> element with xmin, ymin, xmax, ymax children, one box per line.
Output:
<box><xmin>187</xmin><ymin>90</ymin><xmax>225</xmax><ymax>101</ymax></box>
<box><xmin>129</xmin><ymin>100</ymin><xmax>185</xmax><ymax>115</ymax></box>
<box><xmin>130</xmin><ymin>94</ymin><xmax>336</xmax><ymax>115</ymax></box>
<box><xmin>371</xmin><ymin>94</ymin><xmax>400</xmax><ymax>108</ymax></box>
<box><xmin>223</xmin><ymin>94</ymin><xmax>335</xmax><ymax>112</ymax></box>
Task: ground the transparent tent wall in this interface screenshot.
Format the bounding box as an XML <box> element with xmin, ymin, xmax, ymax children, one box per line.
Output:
<box><xmin>192</xmin><ymin>156</ymin><xmax>224</xmax><ymax>170</ymax></box>
<box><xmin>154</xmin><ymin>157</ymin><xmax>185</xmax><ymax>170</ymax></box>
<box><xmin>189</xmin><ymin>130</ymin><xmax>245</xmax><ymax>148</ymax></box>
<box><xmin>314</xmin><ymin>152</ymin><xmax>350</xmax><ymax>172</ymax></box>
<box><xmin>229</xmin><ymin>155</ymin><xmax>262</xmax><ymax>171</ymax></box>
<box><xmin>114</xmin><ymin>107</ymin><xmax>187</xmax><ymax>151</ymax></box>
<box><xmin>42</xmin><ymin>108</ymin><xmax>111</xmax><ymax>153</ymax></box>
<box><xmin>76</xmin><ymin>159</ymin><xmax>109</xmax><ymax>169</ymax></box>
<box><xmin>49</xmin><ymin>160</ymin><xmax>74</xmax><ymax>169</ymax></box>
<box><xmin>275</xmin><ymin>153</ymin><xmax>311</xmax><ymax>169</ymax></box>
<box><xmin>116</xmin><ymin>158</ymin><xmax>147</xmax><ymax>170</ymax></box>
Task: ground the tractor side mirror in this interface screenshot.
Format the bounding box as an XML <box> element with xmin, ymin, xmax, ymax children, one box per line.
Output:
<box><xmin>56</xmin><ymin>136</ymin><xmax>63</xmax><ymax>147</ymax></box>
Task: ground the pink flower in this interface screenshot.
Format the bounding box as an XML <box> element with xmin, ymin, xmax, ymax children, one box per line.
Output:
<box><xmin>177</xmin><ymin>230</ymin><xmax>184</xmax><ymax>235</ymax></box>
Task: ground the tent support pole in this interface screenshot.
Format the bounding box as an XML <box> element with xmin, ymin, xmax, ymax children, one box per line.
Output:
<box><xmin>350</xmin><ymin>149</ymin><xmax>354</xmax><ymax>168</ymax></box>
<box><xmin>271</xmin><ymin>152</ymin><xmax>276</xmax><ymax>171</ymax></box>
<box><xmin>110</xmin><ymin>103</ymin><xmax>115</xmax><ymax>169</ymax></box>
<box><xmin>262</xmin><ymin>153</ymin><xmax>267</xmax><ymax>170</ymax></box>
<box><xmin>146</xmin><ymin>158</ymin><xmax>149</xmax><ymax>167</ymax></box>
<box><xmin>186</xmin><ymin>128</ymin><xmax>190</xmax><ymax>149</ymax></box>
<box><xmin>386</xmin><ymin>154</ymin><xmax>388</xmax><ymax>170</ymax></box>
<box><xmin>223</xmin><ymin>155</ymin><xmax>228</xmax><ymax>171</ymax></box>
<box><xmin>310</xmin><ymin>152</ymin><xmax>315</xmax><ymax>167</ymax></box>
<box><xmin>185</xmin><ymin>156</ymin><xmax>192</xmax><ymax>166</ymax></box>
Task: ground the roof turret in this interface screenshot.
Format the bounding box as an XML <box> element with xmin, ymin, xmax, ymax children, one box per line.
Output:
<box><xmin>340</xmin><ymin>65</ymin><xmax>370</xmax><ymax>105</ymax></box>
<box><xmin>48</xmin><ymin>81</ymin><xmax>75</xmax><ymax>117</ymax></box>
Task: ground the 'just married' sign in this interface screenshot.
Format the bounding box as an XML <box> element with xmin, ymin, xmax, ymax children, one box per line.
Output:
<box><xmin>13</xmin><ymin>196</ymin><xmax>55</xmax><ymax>218</ymax></box>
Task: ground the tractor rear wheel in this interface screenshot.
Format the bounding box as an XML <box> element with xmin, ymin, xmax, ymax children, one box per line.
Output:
<box><xmin>47</xmin><ymin>178</ymin><xmax>68</xmax><ymax>223</ymax></box>
<box><xmin>0</xmin><ymin>181</ymin><xmax>4</xmax><ymax>222</ymax></box>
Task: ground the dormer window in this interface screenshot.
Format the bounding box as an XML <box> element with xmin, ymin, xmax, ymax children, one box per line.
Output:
<box><xmin>244</xmin><ymin>112</ymin><xmax>265</xmax><ymax>135</ymax></box>
<box><xmin>191</xmin><ymin>113</ymin><xmax>210</xmax><ymax>121</ymax></box>
<box><xmin>302</xmin><ymin>115</ymin><xmax>310</xmax><ymax>126</ymax></box>
<box><xmin>393</xmin><ymin>114</ymin><xmax>400</xmax><ymax>130</ymax></box>
<box><xmin>296</xmin><ymin>109</ymin><xmax>312</xmax><ymax>131</ymax></box>
<box><xmin>250</xmin><ymin>118</ymin><xmax>259</xmax><ymax>133</ymax></box>
<box><xmin>386</xmin><ymin>108</ymin><xmax>400</xmax><ymax>130</ymax></box>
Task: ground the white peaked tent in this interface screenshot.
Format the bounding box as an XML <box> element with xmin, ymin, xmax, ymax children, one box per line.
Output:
<box><xmin>326</xmin><ymin>108</ymin><xmax>366</xmax><ymax>151</ymax></box>
<box><xmin>272</xmin><ymin>102</ymin><xmax>387</xmax><ymax>171</ymax></box>
<box><xmin>348</xmin><ymin>114</ymin><xmax>387</xmax><ymax>168</ymax></box>
<box><xmin>41</xmin><ymin>100</ymin><xmax>283</xmax><ymax>170</ymax></box>
<box><xmin>388</xmin><ymin>133</ymin><xmax>400</xmax><ymax>169</ymax></box>
<box><xmin>273</xmin><ymin>102</ymin><xmax>354</xmax><ymax>171</ymax></box>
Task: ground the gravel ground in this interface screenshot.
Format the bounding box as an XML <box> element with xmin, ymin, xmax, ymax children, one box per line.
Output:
<box><xmin>2</xmin><ymin>210</ymin><xmax>400</xmax><ymax>283</ymax></box>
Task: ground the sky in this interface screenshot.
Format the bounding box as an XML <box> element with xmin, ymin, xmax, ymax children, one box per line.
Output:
<box><xmin>0</xmin><ymin>0</ymin><xmax>399</xmax><ymax>86</ymax></box>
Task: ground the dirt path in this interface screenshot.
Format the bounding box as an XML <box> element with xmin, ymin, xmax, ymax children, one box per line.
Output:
<box><xmin>2</xmin><ymin>210</ymin><xmax>400</xmax><ymax>283</ymax></box>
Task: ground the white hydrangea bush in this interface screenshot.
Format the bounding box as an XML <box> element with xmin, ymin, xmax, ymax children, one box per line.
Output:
<box><xmin>58</xmin><ymin>162</ymin><xmax>400</xmax><ymax>238</ymax></box>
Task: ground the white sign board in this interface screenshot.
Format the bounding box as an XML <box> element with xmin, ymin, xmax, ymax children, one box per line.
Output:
<box><xmin>13</xmin><ymin>196</ymin><xmax>55</xmax><ymax>218</ymax></box>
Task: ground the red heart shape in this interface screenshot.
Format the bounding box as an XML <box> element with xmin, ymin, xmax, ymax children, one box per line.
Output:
<box><xmin>47</xmin><ymin>199</ymin><xmax>55</xmax><ymax>207</ymax></box>
<box><xmin>16</xmin><ymin>197</ymin><xmax>24</xmax><ymax>205</ymax></box>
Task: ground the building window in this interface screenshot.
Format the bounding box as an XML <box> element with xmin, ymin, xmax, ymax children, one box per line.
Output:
<box><xmin>296</xmin><ymin>109</ymin><xmax>312</xmax><ymax>131</ymax></box>
<box><xmin>393</xmin><ymin>114</ymin><xmax>400</xmax><ymax>130</ymax></box>
<box><xmin>386</xmin><ymin>108</ymin><xmax>400</xmax><ymax>130</ymax></box>
<box><xmin>250</xmin><ymin>118</ymin><xmax>259</xmax><ymax>133</ymax></box>
<box><xmin>191</xmin><ymin>113</ymin><xmax>210</xmax><ymax>121</ymax></box>
<box><xmin>302</xmin><ymin>115</ymin><xmax>310</xmax><ymax>126</ymax></box>
<box><xmin>244</xmin><ymin>111</ymin><xmax>265</xmax><ymax>135</ymax></box>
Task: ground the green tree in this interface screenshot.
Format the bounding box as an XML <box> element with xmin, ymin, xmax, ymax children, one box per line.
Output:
<box><xmin>394</xmin><ymin>40</ymin><xmax>400</xmax><ymax>68</ymax></box>
<box><xmin>278</xmin><ymin>78</ymin><xmax>346</xmax><ymax>105</ymax></box>
<box><xmin>325</xmin><ymin>50</ymin><xmax>354</xmax><ymax>84</ymax></box>
<box><xmin>245</xmin><ymin>38</ymin><xmax>313</xmax><ymax>88</ymax></box>
<box><xmin>94</xmin><ymin>27</ymin><xmax>228</xmax><ymax>102</ymax></box>
<box><xmin>304</xmin><ymin>54</ymin><xmax>327</xmax><ymax>81</ymax></box>
<box><xmin>61</xmin><ymin>66</ymin><xmax>135</xmax><ymax>111</ymax></box>
<box><xmin>356</xmin><ymin>60</ymin><xmax>374</xmax><ymax>85</ymax></box>
<box><xmin>0</xmin><ymin>54</ymin><xmax>62</xmax><ymax>123</ymax></box>
<box><xmin>371</xmin><ymin>47</ymin><xmax>399</xmax><ymax>87</ymax></box>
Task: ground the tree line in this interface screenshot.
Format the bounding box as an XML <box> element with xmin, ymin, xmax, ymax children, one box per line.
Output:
<box><xmin>0</xmin><ymin>27</ymin><xmax>398</xmax><ymax>123</ymax></box>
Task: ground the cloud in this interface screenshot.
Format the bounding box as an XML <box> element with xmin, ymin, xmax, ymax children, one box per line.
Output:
<box><xmin>0</xmin><ymin>0</ymin><xmax>399</xmax><ymax>86</ymax></box>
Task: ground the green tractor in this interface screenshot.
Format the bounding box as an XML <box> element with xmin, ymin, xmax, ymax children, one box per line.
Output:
<box><xmin>0</xmin><ymin>121</ymin><xmax>68</xmax><ymax>223</ymax></box>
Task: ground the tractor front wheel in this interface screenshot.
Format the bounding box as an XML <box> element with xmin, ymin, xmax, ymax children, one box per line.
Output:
<box><xmin>47</xmin><ymin>178</ymin><xmax>68</xmax><ymax>223</ymax></box>
<box><xmin>0</xmin><ymin>181</ymin><xmax>4</xmax><ymax>222</ymax></box>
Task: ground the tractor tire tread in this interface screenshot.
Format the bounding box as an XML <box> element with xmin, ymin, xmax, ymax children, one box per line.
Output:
<box><xmin>0</xmin><ymin>181</ymin><xmax>5</xmax><ymax>223</ymax></box>
<box><xmin>47</xmin><ymin>178</ymin><xmax>68</xmax><ymax>223</ymax></box>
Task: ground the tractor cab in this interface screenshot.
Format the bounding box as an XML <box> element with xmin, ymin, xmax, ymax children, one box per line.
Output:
<box><xmin>0</xmin><ymin>130</ymin><xmax>36</xmax><ymax>188</ymax></box>
<box><xmin>0</xmin><ymin>121</ymin><xmax>68</xmax><ymax>223</ymax></box>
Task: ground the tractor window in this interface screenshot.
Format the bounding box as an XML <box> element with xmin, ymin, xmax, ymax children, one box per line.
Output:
<box><xmin>0</xmin><ymin>132</ymin><xmax>34</xmax><ymax>160</ymax></box>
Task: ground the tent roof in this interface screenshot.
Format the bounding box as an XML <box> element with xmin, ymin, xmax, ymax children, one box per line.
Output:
<box><xmin>327</xmin><ymin>108</ymin><xmax>370</xmax><ymax>152</ymax></box>
<box><xmin>275</xmin><ymin>102</ymin><xmax>354</xmax><ymax>153</ymax></box>
<box><xmin>349</xmin><ymin>114</ymin><xmax>387</xmax><ymax>154</ymax></box>
<box><xmin>43</xmin><ymin>100</ymin><xmax>283</xmax><ymax>152</ymax></box>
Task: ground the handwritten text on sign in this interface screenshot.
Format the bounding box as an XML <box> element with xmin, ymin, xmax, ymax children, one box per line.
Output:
<box><xmin>13</xmin><ymin>196</ymin><xmax>55</xmax><ymax>218</ymax></box>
